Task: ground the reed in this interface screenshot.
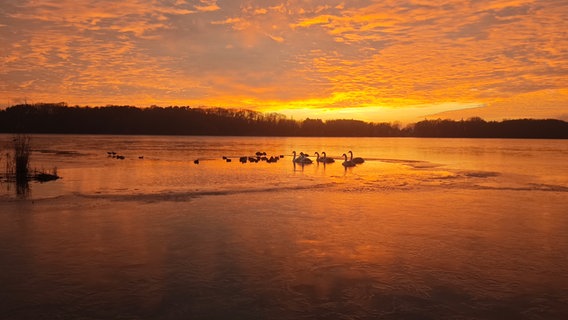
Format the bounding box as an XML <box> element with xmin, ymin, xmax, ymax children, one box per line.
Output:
<box><xmin>13</xmin><ymin>134</ymin><xmax>31</xmax><ymax>184</ymax></box>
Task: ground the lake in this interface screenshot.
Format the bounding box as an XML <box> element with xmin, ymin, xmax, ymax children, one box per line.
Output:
<box><xmin>1</xmin><ymin>135</ymin><xmax>567</xmax><ymax>319</ymax></box>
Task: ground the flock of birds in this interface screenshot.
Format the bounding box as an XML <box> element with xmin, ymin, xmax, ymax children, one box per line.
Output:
<box><xmin>107</xmin><ymin>151</ymin><xmax>145</xmax><ymax>160</ymax></box>
<box><xmin>292</xmin><ymin>150</ymin><xmax>365</xmax><ymax>167</ymax></box>
<box><xmin>107</xmin><ymin>150</ymin><xmax>365</xmax><ymax>168</ymax></box>
<box><xmin>107</xmin><ymin>151</ymin><xmax>126</xmax><ymax>160</ymax></box>
<box><xmin>193</xmin><ymin>152</ymin><xmax>286</xmax><ymax>165</ymax></box>
<box><xmin>217</xmin><ymin>152</ymin><xmax>284</xmax><ymax>165</ymax></box>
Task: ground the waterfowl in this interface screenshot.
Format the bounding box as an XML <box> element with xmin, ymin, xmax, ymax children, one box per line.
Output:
<box><xmin>315</xmin><ymin>151</ymin><xmax>334</xmax><ymax>163</ymax></box>
<box><xmin>321</xmin><ymin>152</ymin><xmax>335</xmax><ymax>163</ymax></box>
<box><xmin>292</xmin><ymin>151</ymin><xmax>313</xmax><ymax>164</ymax></box>
<box><xmin>341</xmin><ymin>153</ymin><xmax>356</xmax><ymax>167</ymax></box>
<box><xmin>348</xmin><ymin>150</ymin><xmax>365</xmax><ymax>164</ymax></box>
<box><xmin>315</xmin><ymin>152</ymin><xmax>323</xmax><ymax>162</ymax></box>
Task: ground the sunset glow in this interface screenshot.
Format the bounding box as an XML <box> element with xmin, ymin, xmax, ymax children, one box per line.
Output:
<box><xmin>1</xmin><ymin>0</ymin><xmax>567</xmax><ymax>123</ymax></box>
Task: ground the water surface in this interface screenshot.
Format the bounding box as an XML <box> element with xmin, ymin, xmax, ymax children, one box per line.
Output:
<box><xmin>1</xmin><ymin>135</ymin><xmax>567</xmax><ymax>319</ymax></box>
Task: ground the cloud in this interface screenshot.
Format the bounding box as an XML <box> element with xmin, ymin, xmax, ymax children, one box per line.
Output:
<box><xmin>285</xmin><ymin>0</ymin><xmax>567</xmax><ymax>107</ymax></box>
<box><xmin>0</xmin><ymin>0</ymin><xmax>206</xmax><ymax>106</ymax></box>
<box><xmin>5</xmin><ymin>0</ymin><xmax>195</xmax><ymax>37</ymax></box>
<box><xmin>195</xmin><ymin>5</ymin><xmax>220</xmax><ymax>12</ymax></box>
<box><xmin>1</xmin><ymin>0</ymin><xmax>567</xmax><ymax>121</ymax></box>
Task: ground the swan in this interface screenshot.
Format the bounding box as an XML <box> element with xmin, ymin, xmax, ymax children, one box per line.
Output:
<box><xmin>292</xmin><ymin>151</ymin><xmax>299</xmax><ymax>162</ymax></box>
<box><xmin>321</xmin><ymin>152</ymin><xmax>335</xmax><ymax>163</ymax></box>
<box><xmin>348</xmin><ymin>150</ymin><xmax>365</xmax><ymax>164</ymax></box>
<box><xmin>292</xmin><ymin>151</ymin><xmax>313</xmax><ymax>164</ymax></box>
<box><xmin>298</xmin><ymin>152</ymin><xmax>313</xmax><ymax>164</ymax></box>
<box><xmin>315</xmin><ymin>151</ymin><xmax>335</xmax><ymax>163</ymax></box>
<box><xmin>342</xmin><ymin>153</ymin><xmax>356</xmax><ymax>167</ymax></box>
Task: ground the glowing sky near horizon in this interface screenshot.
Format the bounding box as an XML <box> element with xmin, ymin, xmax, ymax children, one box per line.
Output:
<box><xmin>1</xmin><ymin>0</ymin><xmax>567</xmax><ymax>123</ymax></box>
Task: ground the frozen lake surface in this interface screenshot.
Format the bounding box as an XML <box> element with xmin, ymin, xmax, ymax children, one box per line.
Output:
<box><xmin>1</xmin><ymin>135</ymin><xmax>567</xmax><ymax>319</ymax></box>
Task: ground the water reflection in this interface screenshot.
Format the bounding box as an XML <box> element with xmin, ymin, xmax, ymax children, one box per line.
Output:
<box><xmin>2</xmin><ymin>135</ymin><xmax>568</xmax><ymax>319</ymax></box>
<box><xmin>16</xmin><ymin>178</ymin><xmax>30</xmax><ymax>198</ymax></box>
<box><xmin>0</xmin><ymin>177</ymin><xmax>31</xmax><ymax>198</ymax></box>
<box><xmin>2</xmin><ymin>135</ymin><xmax>567</xmax><ymax>200</ymax></box>
<box><xmin>292</xmin><ymin>160</ymin><xmax>313</xmax><ymax>172</ymax></box>
<box><xmin>2</xmin><ymin>187</ymin><xmax>567</xmax><ymax>319</ymax></box>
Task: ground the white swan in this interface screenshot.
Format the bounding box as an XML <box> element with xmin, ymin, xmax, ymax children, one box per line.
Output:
<box><xmin>314</xmin><ymin>152</ymin><xmax>324</xmax><ymax>163</ymax></box>
<box><xmin>315</xmin><ymin>151</ymin><xmax>334</xmax><ymax>163</ymax></box>
<box><xmin>299</xmin><ymin>152</ymin><xmax>313</xmax><ymax>164</ymax></box>
<box><xmin>342</xmin><ymin>153</ymin><xmax>356</xmax><ymax>167</ymax></box>
<box><xmin>348</xmin><ymin>150</ymin><xmax>365</xmax><ymax>164</ymax></box>
<box><xmin>321</xmin><ymin>152</ymin><xmax>335</xmax><ymax>163</ymax></box>
<box><xmin>292</xmin><ymin>151</ymin><xmax>313</xmax><ymax>164</ymax></box>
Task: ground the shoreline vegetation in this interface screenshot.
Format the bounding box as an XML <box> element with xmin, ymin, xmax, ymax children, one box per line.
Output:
<box><xmin>1</xmin><ymin>134</ymin><xmax>60</xmax><ymax>195</ymax></box>
<box><xmin>1</xmin><ymin>102</ymin><xmax>567</xmax><ymax>138</ymax></box>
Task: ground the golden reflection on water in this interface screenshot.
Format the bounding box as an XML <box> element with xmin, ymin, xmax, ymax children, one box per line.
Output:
<box><xmin>1</xmin><ymin>136</ymin><xmax>568</xmax><ymax>318</ymax></box>
<box><xmin>2</xmin><ymin>185</ymin><xmax>567</xmax><ymax>318</ymax></box>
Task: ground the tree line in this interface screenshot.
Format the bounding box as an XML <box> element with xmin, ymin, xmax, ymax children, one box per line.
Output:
<box><xmin>0</xmin><ymin>103</ymin><xmax>567</xmax><ymax>138</ymax></box>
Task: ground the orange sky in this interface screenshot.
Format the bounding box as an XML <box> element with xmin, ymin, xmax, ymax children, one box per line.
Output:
<box><xmin>1</xmin><ymin>0</ymin><xmax>567</xmax><ymax>123</ymax></box>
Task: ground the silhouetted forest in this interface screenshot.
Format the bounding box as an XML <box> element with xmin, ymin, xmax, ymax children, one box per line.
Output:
<box><xmin>1</xmin><ymin>103</ymin><xmax>567</xmax><ymax>138</ymax></box>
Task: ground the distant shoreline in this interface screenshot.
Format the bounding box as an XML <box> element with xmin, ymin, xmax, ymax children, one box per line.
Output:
<box><xmin>1</xmin><ymin>103</ymin><xmax>567</xmax><ymax>139</ymax></box>
<box><xmin>1</xmin><ymin>133</ymin><xmax>567</xmax><ymax>140</ymax></box>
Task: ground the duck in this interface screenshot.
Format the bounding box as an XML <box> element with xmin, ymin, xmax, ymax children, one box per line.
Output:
<box><xmin>348</xmin><ymin>150</ymin><xmax>365</xmax><ymax>164</ymax></box>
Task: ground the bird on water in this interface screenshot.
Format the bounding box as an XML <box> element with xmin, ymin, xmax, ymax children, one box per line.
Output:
<box><xmin>321</xmin><ymin>151</ymin><xmax>335</xmax><ymax>163</ymax></box>
<box><xmin>315</xmin><ymin>151</ymin><xmax>335</xmax><ymax>163</ymax></box>
<box><xmin>341</xmin><ymin>153</ymin><xmax>356</xmax><ymax>167</ymax></box>
<box><xmin>292</xmin><ymin>151</ymin><xmax>313</xmax><ymax>164</ymax></box>
<box><xmin>348</xmin><ymin>150</ymin><xmax>365</xmax><ymax>164</ymax></box>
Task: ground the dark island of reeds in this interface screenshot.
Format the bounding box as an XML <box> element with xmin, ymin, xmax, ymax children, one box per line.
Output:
<box><xmin>2</xmin><ymin>134</ymin><xmax>60</xmax><ymax>194</ymax></box>
<box><xmin>1</xmin><ymin>103</ymin><xmax>567</xmax><ymax>139</ymax></box>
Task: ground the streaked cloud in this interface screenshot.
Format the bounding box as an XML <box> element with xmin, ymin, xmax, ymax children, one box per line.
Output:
<box><xmin>1</xmin><ymin>0</ymin><xmax>566</xmax><ymax>122</ymax></box>
<box><xmin>195</xmin><ymin>0</ymin><xmax>220</xmax><ymax>12</ymax></box>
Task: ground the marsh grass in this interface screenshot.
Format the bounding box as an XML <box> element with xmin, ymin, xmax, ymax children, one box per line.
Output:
<box><xmin>13</xmin><ymin>134</ymin><xmax>31</xmax><ymax>184</ymax></box>
<box><xmin>33</xmin><ymin>167</ymin><xmax>59</xmax><ymax>182</ymax></box>
<box><xmin>1</xmin><ymin>135</ymin><xmax>60</xmax><ymax>195</ymax></box>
